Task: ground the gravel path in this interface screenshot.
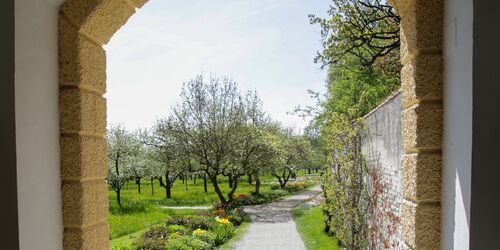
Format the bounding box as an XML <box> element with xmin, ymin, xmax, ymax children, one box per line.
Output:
<box><xmin>234</xmin><ymin>186</ymin><xmax>322</xmax><ymax>250</ymax></box>
<box><xmin>160</xmin><ymin>206</ymin><xmax>210</xmax><ymax>210</ymax></box>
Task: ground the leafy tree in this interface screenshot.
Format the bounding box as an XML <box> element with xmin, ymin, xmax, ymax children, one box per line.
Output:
<box><xmin>169</xmin><ymin>75</ymin><xmax>245</xmax><ymax>203</ymax></box>
<box><xmin>229</xmin><ymin>91</ymin><xmax>277</xmax><ymax>195</ymax></box>
<box><xmin>129</xmin><ymin>138</ymin><xmax>150</xmax><ymax>194</ymax></box>
<box><xmin>325</xmin><ymin>56</ymin><xmax>399</xmax><ymax>117</ymax></box>
<box><xmin>309</xmin><ymin>0</ymin><xmax>400</xmax><ymax>76</ymax></box>
<box><xmin>145</xmin><ymin>119</ymin><xmax>189</xmax><ymax>199</ymax></box>
<box><xmin>271</xmin><ymin>127</ymin><xmax>313</xmax><ymax>188</ymax></box>
<box><xmin>107</xmin><ymin>125</ymin><xmax>140</xmax><ymax>207</ymax></box>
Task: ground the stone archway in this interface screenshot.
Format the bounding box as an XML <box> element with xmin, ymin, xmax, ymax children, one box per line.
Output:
<box><xmin>58</xmin><ymin>0</ymin><xmax>443</xmax><ymax>249</ymax></box>
<box><xmin>58</xmin><ymin>0</ymin><xmax>148</xmax><ymax>249</ymax></box>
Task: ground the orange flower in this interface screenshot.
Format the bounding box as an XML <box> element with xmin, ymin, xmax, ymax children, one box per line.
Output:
<box><xmin>212</xmin><ymin>209</ymin><xmax>225</xmax><ymax>215</ymax></box>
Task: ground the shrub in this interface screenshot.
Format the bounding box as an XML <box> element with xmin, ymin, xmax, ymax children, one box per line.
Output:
<box><xmin>142</xmin><ymin>226</ymin><xmax>168</xmax><ymax>240</ymax></box>
<box><xmin>193</xmin><ymin>231</ymin><xmax>216</xmax><ymax>247</ymax></box>
<box><xmin>166</xmin><ymin>225</ymin><xmax>190</xmax><ymax>236</ymax></box>
<box><xmin>211</xmin><ymin>223</ymin><xmax>235</xmax><ymax>246</ymax></box>
<box><xmin>165</xmin><ymin>235</ymin><xmax>211</xmax><ymax>250</ymax></box>
<box><xmin>165</xmin><ymin>215</ymin><xmax>214</xmax><ymax>230</ymax></box>
<box><xmin>133</xmin><ymin>237</ymin><xmax>167</xmax><ymax>250</ymax></box>
<box><xmin>270</xmin><ymin>183</ymin><xmax>281</xmax><ymax>190</ymax></box>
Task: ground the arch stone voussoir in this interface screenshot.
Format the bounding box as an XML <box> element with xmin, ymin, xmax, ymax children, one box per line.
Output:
<box><xmin>60</xmin><ymin>0</ymin><xmax>137</xmax><ymax>45</ymax></box>
<box><xmin>59</xmin><ymin>0</ymin><xmax>149</xmax><ymax>249</ymax></box>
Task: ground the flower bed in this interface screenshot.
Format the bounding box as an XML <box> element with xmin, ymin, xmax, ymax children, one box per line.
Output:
<box><xmin>133</xmin><ymin>214</ymin><xmax>236</xmax><ymax>250</ymax></box>
<box><xmin>133</xmin><ymin>176</ymin><xmax>319</xmax><ymax>249</ymax></box>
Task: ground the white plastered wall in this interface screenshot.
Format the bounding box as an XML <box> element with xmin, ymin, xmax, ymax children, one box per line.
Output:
<box><xmin>442</xmin><ymin>0</ymin><xmax>473</xmax><ymax>248</ymax></box>
<box><xmin>15</xmin><ymin>0</ymin><xmax>65</xmax><ymax>249</ymax></box>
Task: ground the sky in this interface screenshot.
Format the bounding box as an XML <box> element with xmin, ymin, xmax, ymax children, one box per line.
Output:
<box><xmin>105</xmin><ymin>0</ymin><xmax>330</xmax><ymax>131</ymax></box>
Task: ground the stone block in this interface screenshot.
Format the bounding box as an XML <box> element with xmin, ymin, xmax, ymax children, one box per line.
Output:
<box><xmin>94</xmin><ymin>96</ymin><xmax>107</xmax><ymax>135</ymax></box>
<box><xmin>130</xmin><ymin>0</ymin><xmax>149</xmax><ymax>8</ymax></box>
<box><xmin>403</xmin><ymin>153</ymin><xmax>441</xmax><ymax>202</ymax></box>
<box><xmin>62</xmin><ymin>180</ymin><xmax>108</xmax><ymax>227</ymax></box>
<box><xmin>402</xmin><ymin>54</ymin><xmax>443</xmax><ymax>105</ymax></box>
<box><xmin>402</xmin><ymin>103</ymin><xmax>442</xmax><ymax>151</ymax></box>
<box><xmin>61</xmin><ymin>0</ymin><xmax>135</xmax><ymax>45</ymax></box>
<box><xmin>59</xmin><ymin>88</ymin><xmax>106</xmax><ymax>135</ymax></box>
<box><xmin>388</xmin><ymin>0</ymin><xmax>415</xmax><ymax>17</ymax></box>
<box><xmin>59</xmin><ymin>15</ymin><xmax>106</xmax><ymax>94</ymax></box>
<box><xmin>60</xmin><ymin>135</ymin><xmax>108</xmax><ymax>179</ymax></box>
<box><xmin>401</xmin><ymin>201</ymin><xmax>440</xmax><ymax>249</ymax></box>
<box><xmin>401</xmin><ymin>0</ymin><xmax>443</xmax><ymax>58</ymax></box>
<box><xmin>64</xmin><ymin>222</ymin><xmax>108</xmax><ymax>250</ymax></box>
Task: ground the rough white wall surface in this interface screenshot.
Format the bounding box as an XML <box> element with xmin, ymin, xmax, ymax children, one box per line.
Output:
<box><xmin>361</xmin><ymin>92</ymin><xmax>403</xmax><ymax>249</ymax></box>
<box><xmin>15</xmin><ymin>0</ymin><xmax>65</xmax><ymax>249</ymax></box>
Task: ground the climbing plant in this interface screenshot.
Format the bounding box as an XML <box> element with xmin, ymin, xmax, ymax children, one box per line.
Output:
<box><xmin>321</xmin><ymin>110</ymin><xmax>369</xmax><ymax>249</ymax></box>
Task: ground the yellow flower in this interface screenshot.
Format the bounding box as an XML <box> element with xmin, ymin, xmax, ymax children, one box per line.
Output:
<box><xmin>215</xmin><ymin>216</ymin><xmax>231</xmax><ymax>224</ymax></box>
<box><xmin>193</xmin><ymin>228</ymin><xmax>207</xmax><ymax>235</ymax></box>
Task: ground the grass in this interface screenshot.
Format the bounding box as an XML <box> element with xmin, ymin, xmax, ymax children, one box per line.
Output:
<box><xmin>108</xmin><ymin>172</ymin><xmax>319</xmax><ymax>249</ymax></box>
<box><xmin>109</xmin><ymin>227</ymin><xmax>150</xmax><ymax>250</ymax></box>
<box><xmin>109</xmin><ymin>207</ymin><xmax>199</xmax><ymax>240</ymax></box>
<box><xmin>292</xmin><ymin>204</ymin><xmax>340</xmax><ymax>250</ymax></box>
<box><xmin>109</xmin><ymin>175</ymin><xmax>277</xmax><ymax>208</ymax></box>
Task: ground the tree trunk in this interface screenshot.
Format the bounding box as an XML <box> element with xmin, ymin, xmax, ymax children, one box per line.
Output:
<box><xmin>151</xmin><ymin>178</ymin><xmax>154</xmax><ymax>195</ymax></box>
<box><xmin>247</xmin><ymin>174</ymin><xmax>252</xmax><ymax>185</ymax></box>
<box><xmin>228</xmin><ymin>175</ymin><xmax>233</xmax><ymax>188</ymax></box>
<box><xmin>308</xmin><ymin>168</ymin><xmax>311</xmax><ymax>174</ymax></box>
<box><xmin>273</xmin><ymin>173</ymin><xmax>285</xmax><ymax>188</ymax></box>
<box><xmin>254</xmin><ymin>174</ymin><xmax>261</xmax><ymax>194</ymax></box>
<box><xmin>228</xmin><ymin>177</ymin><xmax>239</xmax><ymax>202</ymax></box>
<box><xmin>116</xmin><ymin>188</ymin><xmax>122</xmax><ymax>207</ymax></box>
<box><xmin>136</xmin><ymin>178</ymin><xmax>141</xmax><ymax>194</ymax></box>
<box><xmin>193</xmin><ymin>175</ymin><xmax>197</xmax><ymax>185</ymax></box>
<box><xmin>210</xmin><ymin>176</ymin><xmax>226</xmax><ymax>203</ymax></box>
<box><xmin>166</xmin><ymin>184</ymin><xmax>172</xmax><ymax>199</ymax></box>
<box><xmin>203</xmin><ymin>176</ymin><xmax>208</xmax><ymax>193</ymax></box>
<box><xmin>185</xmin><ymin>176</ymin><xmax>188</xmax><ymax>191</ymax></box>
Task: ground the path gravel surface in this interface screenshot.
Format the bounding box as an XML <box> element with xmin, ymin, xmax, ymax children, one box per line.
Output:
<box><xmin>234</xmin><ymin>186</ymin><xmax>322</xmax><ymax>250</ymax></box>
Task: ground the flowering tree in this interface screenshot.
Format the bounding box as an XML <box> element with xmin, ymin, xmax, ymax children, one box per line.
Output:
<box><xmin>145</xmin><ymin>119</ymin><xmax>190</xmax><ymax>199</ymax></box>
<box><xmin>168</xmin><ymin>75</ymin><xmax>245</xmax><ymax>203</ymax></box>
<box><xmin>271</xmin><ymin>128</ymin><xmax>313</xmax><ymax>188</ymax></box>
<box><xmin>107</xmin><ymin>125</ymin><xmax>140</xmax><ymax>207</ymax></box>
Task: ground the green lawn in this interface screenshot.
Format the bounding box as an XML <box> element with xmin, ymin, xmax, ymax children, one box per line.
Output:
<box><xmin>109</xmin><ymin>175</ymin><xmax>276</xmax><ymax>208</ymax></box>
<box><xmin>108</xmin><ymin>173</ymin><xmax>318</xmax><ymax>249</ymax></box>
<box><xmin>292</xmin><ymin>205</ymin><xmax>340</xmax><ymax>250</ymax></box>
<box><xmin>109</xmin><ymin>174</ymin><xmax>279</xmax><ymax>248</ymax></box>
